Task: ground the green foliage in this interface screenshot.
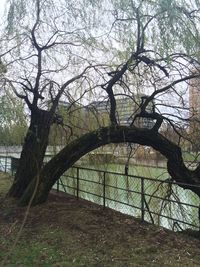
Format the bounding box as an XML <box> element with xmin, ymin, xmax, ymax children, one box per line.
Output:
<box><xmin>0</xmin><ymin>94</ymin><xmax>27</xmax><ymax>145</ymax></box>
<box><xmin>156</xmin><ymin>0</ymin><xmax>199</xmax><ymax>55</ymax></box>
<box><xmin>111</xmin><ymin>0</ymin><xmax>200</xmax><ymax>58</ymax></box>
<box><xmin>6</xmin><ymin>0</ymin><xmax>27</xmax><ymax>34</ymax></box>
<box><xmin>0</xmin><ymin>60</ymin><xmax>7</xmax><ymax>75</ymax></box>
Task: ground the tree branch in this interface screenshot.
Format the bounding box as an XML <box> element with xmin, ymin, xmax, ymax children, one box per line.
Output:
<box><xmin>20</xmin><ymin>125</ymin><xmax>200</xmax><ymax>205</ymax></box>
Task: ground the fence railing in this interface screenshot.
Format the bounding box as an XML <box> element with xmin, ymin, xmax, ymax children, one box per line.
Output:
<box><xmin>0</xmin><ymin>155</ymin><xmax>11</xmax><ymax>174</ymax></box>
<box><xmin>1</xmin><ymin>155</ymin><xmax>200</xmax><ymax>231</ymax></box>
<box><xmin>57</xmin><ymin>165</ymin><xmax>200</xmax><ymax>231</ymax></box>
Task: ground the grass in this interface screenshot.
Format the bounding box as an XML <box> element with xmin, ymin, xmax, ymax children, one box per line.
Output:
<box><xmin>0</xmin><ymin>172</ymin><xmax>200</xmax><ymax>267</ymax></box>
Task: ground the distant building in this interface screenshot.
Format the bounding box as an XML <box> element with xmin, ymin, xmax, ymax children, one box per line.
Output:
<box><xmin>90</xmin><ymin>95</ymin><xmax>155</xmax><ymax>128</ymax></box>
<box><xmin>90</xmin><ymin>97</ymin><xmax>135</xmax><ymax>125</ymax></box>
<box><xmin>116</xmin><ymin>97</ymin><xmax>136</xmax><ymax>125</ymax></box>
<box><xmin>188</xmin><ymin>66</ymin><xmax>200</xmax><ymax>151</ymax></box>
<box><xmin>53</xmin><ymin>95</ymin><xmax>155</xmax><ymax>145</ymax></box>
<box><xmin>136</xmin><ymin>95</ymin><xmax>155</xmax><ymax>129</ymax></box>
<box><xmin>189</xmin><ymin>68</ymin><xmax>200</xmax><ymax>118</ymax></box>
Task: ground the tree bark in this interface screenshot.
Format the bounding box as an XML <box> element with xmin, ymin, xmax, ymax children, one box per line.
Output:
<box><xmin>18</xmin><ymin>125</ymin><xmax>200</xmax><ymax>206</ymax></box>
<box><xmin>8</xmin><ymin>108</ymin><xmax>52</xmax><ymax>198</ymax></box>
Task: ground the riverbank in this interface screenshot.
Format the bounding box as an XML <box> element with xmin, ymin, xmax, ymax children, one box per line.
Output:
<box><xmin>0</xmin><ymin>173</ymin><xmax>200</xmax><ymax>266</ymax></box>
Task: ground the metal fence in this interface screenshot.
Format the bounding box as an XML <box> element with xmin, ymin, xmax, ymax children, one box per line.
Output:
<box><xmin>0</xmin><ymin>155</ymin><xmax>11</xmax><ymax>173</ymax></box>
<box><xmin>57</xmin><ymin>165</ymin><xmax>200</xmax><ymax>231</ymax></box>
<box><xmin>1</xmin><ymin>155</ymin><xmax>200</xmax><ymax>231</ymax></box>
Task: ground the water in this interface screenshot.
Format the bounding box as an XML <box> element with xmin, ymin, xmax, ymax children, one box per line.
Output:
<box><xmin>59</xmin><ymin>163</ymin><xmax>200</xmax><ymax>231</ymax></box>
<box><xmin>0</xmin><ymin>150</ymin><xmax>199</xmax><ymax>231</ymax></box>
<box><xmin>0</xmin><ymin>157</ymin><xmax>12</xmax><ymax>172</ymax></box>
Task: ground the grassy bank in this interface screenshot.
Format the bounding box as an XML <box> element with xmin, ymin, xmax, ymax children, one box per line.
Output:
<box><xmin>0</xmin><ymin>172</ymin><xmax>200</xmax><ymax>267</ymax></box>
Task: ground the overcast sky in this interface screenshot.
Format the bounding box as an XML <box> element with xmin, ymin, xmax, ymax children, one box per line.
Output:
<box><xmin>0</xmin><ymin>0</ymin><xmax>6</xmax><ymax>19</ymax></box>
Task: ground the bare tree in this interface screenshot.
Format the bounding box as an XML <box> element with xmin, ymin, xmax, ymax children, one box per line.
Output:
<box><xmin>2</xmin><ymin>0</ymin><xmax>200</xmax><ymax>205</ymax></box>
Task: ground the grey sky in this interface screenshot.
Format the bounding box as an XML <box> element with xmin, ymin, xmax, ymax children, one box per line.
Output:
<box><xmin>0</xmin><ymin>0</ymin><xmax>6</xmax><ymax>19</ymax></box>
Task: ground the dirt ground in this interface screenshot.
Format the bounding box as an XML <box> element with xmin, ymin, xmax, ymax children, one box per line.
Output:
<box><xmin>0</xmin><ymin>173</ymin><xmax>200</xmax><ymax>267</ymax></box>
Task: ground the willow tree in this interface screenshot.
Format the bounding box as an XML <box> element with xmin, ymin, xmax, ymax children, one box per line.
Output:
<box><xmin>2</xmin><ymin>0</ymin><xmax>200</xmax><ymax>205</ymax></box>
<box><xmin>0</xmin><ymin>93</ymin><xmax>27</xmax><ymax>145</ymax></box>
<box><xmin>0</xmin><ymin>42</ymin><xmax>27</xmax><ymax>145</ymax></box>
<box><xmin>2</xmin><ymin>0</ymin><xmax>103</xmax><ymax>197</ymax></box>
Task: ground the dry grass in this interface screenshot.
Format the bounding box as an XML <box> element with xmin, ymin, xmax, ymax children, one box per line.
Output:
<box><xmin>0</xmin><ymin>172</ymin><xmax>200</xmax><ymax>267</ymax></box>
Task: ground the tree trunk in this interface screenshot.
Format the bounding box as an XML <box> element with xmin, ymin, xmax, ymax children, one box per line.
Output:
<box><xmin>18</xmin><ymin>126</ymin><xmax>200</xmax><ymax>206</ymax></box>
<box><xmin>8</xmin><ymin>108</ymin><xmax>52</xmax><ymax>198</ymax></box>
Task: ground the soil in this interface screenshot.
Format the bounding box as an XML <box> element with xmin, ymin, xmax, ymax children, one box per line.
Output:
<box><xmin>0</xmin><ymin>173</ymin><xmax>200</xmax><ymax>267</ymax></box>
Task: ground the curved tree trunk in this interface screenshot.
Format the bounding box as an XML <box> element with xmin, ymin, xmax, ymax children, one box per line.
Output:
<box><xmin>18</xmin><ymin>125</ymin><xmax>200</xmax><ymax>206</ymax></box>
<box><xmin>8</xmin><ymin>108</ymin><xmax>53</xmax><ymax>198</ymax></box>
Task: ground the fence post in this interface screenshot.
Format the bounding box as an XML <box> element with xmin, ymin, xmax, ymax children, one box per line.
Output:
<box><xmin>141</xmin><ymin>177</ymin><xmax>145</xmax><ymax>223</ymax></box>
<box><xmin>77</xmin><ymin>167</ymin><xmax>79</xmax><ymax>200</ymax></box>
<box><xmin>5</xmin><ymin>156</ymin><xmax>7</xmax><ymax>173</ymax></box>
<box><xmin>103</xmin><ymin>171</ymin><xmax>106</xmax><ymax>209</ymax></box>
<box><xmin>56</xmin><ymin>179</ymin><xmax>59</xmax><ymax>193</ymax></box>
<box><xmin>199</xmin><ymin>205</ymin><xmax>200</xmax><ymax>232</ymax></box>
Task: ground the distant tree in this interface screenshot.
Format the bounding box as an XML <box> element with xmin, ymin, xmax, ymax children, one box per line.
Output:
<box><xmin>0</xmin><ymin>93</ymin><xmax>27</xmax><ymax>145</ymax></box>
<box><xmin>1</xmin><ymin>0</ymin><xmax>200</xmax><ymax>205</ymax></box>
<box><xmin>0</xmin><ymin>42</ymin><xmax>27</xmax><ymax>145</ymax></box>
